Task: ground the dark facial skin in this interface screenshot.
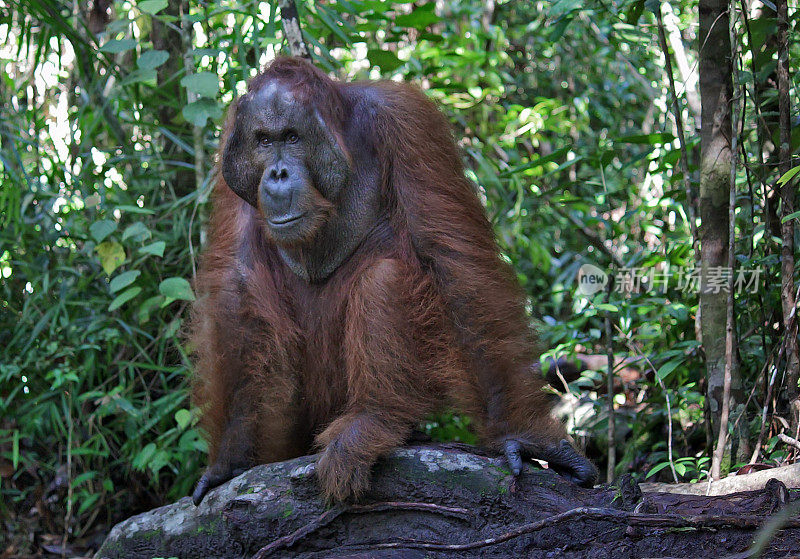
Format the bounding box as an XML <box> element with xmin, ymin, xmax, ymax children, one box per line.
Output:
<box><xmin>222</xmin><ymin>82</ymin><xmax>349</xmax><ymax>247</ymax></box>
<box><xmin>221</xmin><ymin>82</ymin><xmax>385</xmax><ymax>283</ymax></box>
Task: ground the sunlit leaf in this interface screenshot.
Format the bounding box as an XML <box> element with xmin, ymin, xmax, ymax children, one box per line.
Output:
<box><xmin>595</xmin><ymin>303</ymin><xmax>618</xmax><ymax>312</ymax></box>
<box><xmin>175</xmin><ymin>409</ymin><xmax>192</xmax><ymax>429</ymax></box>
<box><xmin>96</xmin><ymin>241</ymin><xmax>126</xmax><ymax>275</ymax></box>
<box><xmin>777</xmin><ymin>165</ymin><xmax>800</xmax><ymax>186</ymax></box>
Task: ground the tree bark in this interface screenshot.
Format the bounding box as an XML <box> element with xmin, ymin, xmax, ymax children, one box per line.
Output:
<box><xmin>95</xmin><ymin>445</ymin><xmax>800</xmax><ymax>559</ymax></box>
<box><xmin>776</xmin><ymin>0</ymin><xmax>800</xmax><ymax>430</ymax></box>
<box><xmin>698</xmin><ymin>0</ymin><xmax>744</xmax><ymax>473</ymax></box>
<box><xmin>278</xmin><ymin>0</ymin><xmax>310</xmax><ymax>58</ymax></box>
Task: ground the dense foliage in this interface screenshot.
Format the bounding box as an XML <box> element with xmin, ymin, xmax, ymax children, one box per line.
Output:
<box><xmin>0</xmin><ymin>0</ymin><xmax>798</xmax><ymax>555</ymax></box>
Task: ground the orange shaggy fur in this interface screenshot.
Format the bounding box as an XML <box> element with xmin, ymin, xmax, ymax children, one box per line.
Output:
<box><xmin>190</xmin><ymin>58</ymin><xmax>566</xmax><ymax>502</ymax></box>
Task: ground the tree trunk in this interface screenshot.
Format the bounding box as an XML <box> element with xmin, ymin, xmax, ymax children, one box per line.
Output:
<box><xmin>776</xmin><ymin>0</ymin><xmax>800</xmax><ymax>431</ymax></box>
<box><xmin>95</xmin><ymin>445</ymin><xmax>800</xmax><ymax>559</ymax></box>
<box><xmin>698</xmin><ymin>0</ymin><xmax>744</xmax><ymax>473</ymax></box>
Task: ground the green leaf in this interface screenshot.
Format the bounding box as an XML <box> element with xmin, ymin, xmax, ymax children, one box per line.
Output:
<box><xmin>116</xmin><ymin>204</ymin><xmax>156</xmax><ymax>215</ymax></box>
<box><xmin>184</xmin><ymin>98</ymin><xmax>220</xmax><ymax>125</ymax></box>
<box><xmin>395</xmin><ymin>4</ymin><xmax>440</xmax><ymax>28</ymax></box>
<box><xmin>100</xmin><ymin>38</ymin><xmax>136</xmax><ymax>54</ymax></box>
<box><xmin>181</xmin><ymin>72</ymin><xmax>219</xmax><ymax>98</ymax></box>
<box><xmin>367</xmin><ymin>49</ymin><xmax>404</xmax><ymax>72</ymax></box>
<box><xmin>95</xmin><ymin>241</ymin><xmax>126</xmax><ymax>275</ymax></box>
<box><xmin>140</xmin><ymin>241</ymin><xmax>166</xmax><ymax>257</ymax></box>
<box><xmin>137</xmin><ymin>295</ymin><xmax>165</xmax><ymax>324</ymax></box>
<box><xmin>122</xmin><ymin>222</ymin><xmax>151</xmax><ymax>242</ymax></box>
<box><xmin>138</xmin><ymin>0</ymin><xmax>168</xmax><ymax>15</ymax></box>
<box><xmin>182</xmin><ymin>98</ymin><xmax>222</xmax><ymax>127</ymax></box>
<box><xmin>90</xmin><ymin>220</ymin><xmax>117</xmax><ymax>242</ymax></box>
<box><xmin>781</xmin><ymin>210</ymin><xmax>800</xmax><ymax>224</ymax></box>
<box><xmin>71</xmin><ymin>471</ymin><xmax>98</xmax><ymax>488</ymax></box>
<box><xmin>165</xmin><ymin>318</ymin><xmax>181</xmax><ymax>337</ymax></box>
<box><xmin>137</xmin><ymin>49</ymin><xmax>169</xmax><ymax>70</ymax></box>
<box><xmin>132</xmin><ymin>443</ymin><xmax>156</xmax><ymax>471</ymax></box>
<box><xmin>175</xmin><ymin>409</ymin><xmax>192</xmax><ymax>429</ymax></box>
<box><xmin>159</xmin><ymin>277</ymin><xmax>195</xmax><ymax>301</ymax></box>
<box><xmin>77</xmin><ymin>493</ymin><xmax>102</xmax><ymax>516</ymax></box>
<box><xmin>656</xmin><ymin>358</ymin><xmax>684</xmax><ymax>381</ymax></box>
<box><xmin>108</xmin><ymin>286</ymin><xmax>142</xmax><ymax>311</ymax></box>
<box><xmin>596</xmin><ymin>303</ymin><xmax>618</xmax><ymax>312</ymax></box>
<box><xmin>777</xmin><ymin>165</ymin><xmax>800</xmax><ymax>186</ymax></box>
<box><xmin>122</xmin><ymin>69</ymin><xmax>157</xmax><ymax>85</ymax></box>
<box><xmin>109</xmin><ymin>270</ymin><xmax>141</xmax><ymax>293</ymax></box>
<box><xmin>646</xmin><ymin>461</ymin><xmax>672</xmax><ymax>479</ymax></box>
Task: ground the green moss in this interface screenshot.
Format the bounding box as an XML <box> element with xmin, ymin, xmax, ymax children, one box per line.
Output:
<box><xmin>196</xmin><ymin>517</ymin><xmax>222</xmax><ymax>535</ymax></box>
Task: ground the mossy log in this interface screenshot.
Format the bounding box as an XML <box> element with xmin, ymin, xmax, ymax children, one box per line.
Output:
<box><xmin>96</xmin><ymin>444</ymin><xmax>800</xmax><ymax>559</ymax></box>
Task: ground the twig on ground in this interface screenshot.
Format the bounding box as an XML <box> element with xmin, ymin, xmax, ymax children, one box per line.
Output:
<box><xmin>343</xmin><ymin>507</ymin><xmax>800</xmax><ymax>553</ymax></box>
<box><xmin>777</xmin><ymin>433</ymin><xmax>800</xmax><ymax>451</ymax></box>
<box><xmin>251</xmin><ymin>501</ymin><xmax>473</xmax><ymax>557</ymax></box>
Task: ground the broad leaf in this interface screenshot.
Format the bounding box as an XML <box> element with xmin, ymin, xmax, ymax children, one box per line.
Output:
<box><xmin>109</xmin><ymin>270</ymin><xmax>141</xmax><ymax>293</ymax></box>
<box><xmin>96</xmin><ymin>241</ymin><xmax>125</xmax><ymax>275</ymax></box>
<box><xmin>137</xmin><ymin>50</ymin><xmax>169</xmax><ymax>70</ymax></box>
<box><xmin>181</xmin><ymin>72</ymin><xmax>219</xmax><ymax>98</ymax></box>
<box><xmin>90</xmin><ymin>220</ymin><xmax>117</xmax><ymax>243</ymax></box>
<box><xmin>108</xmin><ymin>287</ymin><xmax>142</xmax><ymax>311</ymax></box>
<box><xmin>159</xmin><ymin>277</ymin><xmax>195</xmax><ymax>301</ymax></box>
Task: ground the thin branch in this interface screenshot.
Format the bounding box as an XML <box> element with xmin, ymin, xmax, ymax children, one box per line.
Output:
<box><xmin>777</xmin><ymin>433</ymin><xmax>800</xmax><ymax>451</ymax></box>
<box><xmin>344</xmin><ymin>507</ymin><xmax>800</xmax><ymax>553</ymax></box>
<box><xmin>605</xmin><ymin>274</ymin><xmax>616</xmax><ymax>482</ymax></box>
<box><xmin>252</xmin><ymin>504</ymin><xmax>347</xmax><ymax>558</ymax></box>
<box><xmin>251</xmin><ymin>502</ymin><xmax>473</xmax><ymax>558</ymax></box>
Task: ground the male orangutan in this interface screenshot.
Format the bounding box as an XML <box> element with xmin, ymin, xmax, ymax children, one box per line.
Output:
<box><xmin>190</xmin><ymin>56</ymin><xmax>597</xmax><ymax>504</ymax></box>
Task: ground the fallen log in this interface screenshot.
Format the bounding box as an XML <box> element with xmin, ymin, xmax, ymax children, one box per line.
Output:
<box><xmin>640</xmin><ymin>462</ymin><xmax>800</xmax><ymax>496</ymax></box>
<box><xmin>95</xmin><ymin>444</ymin><xmax>800</xmax><ymax>559</ymax></box>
